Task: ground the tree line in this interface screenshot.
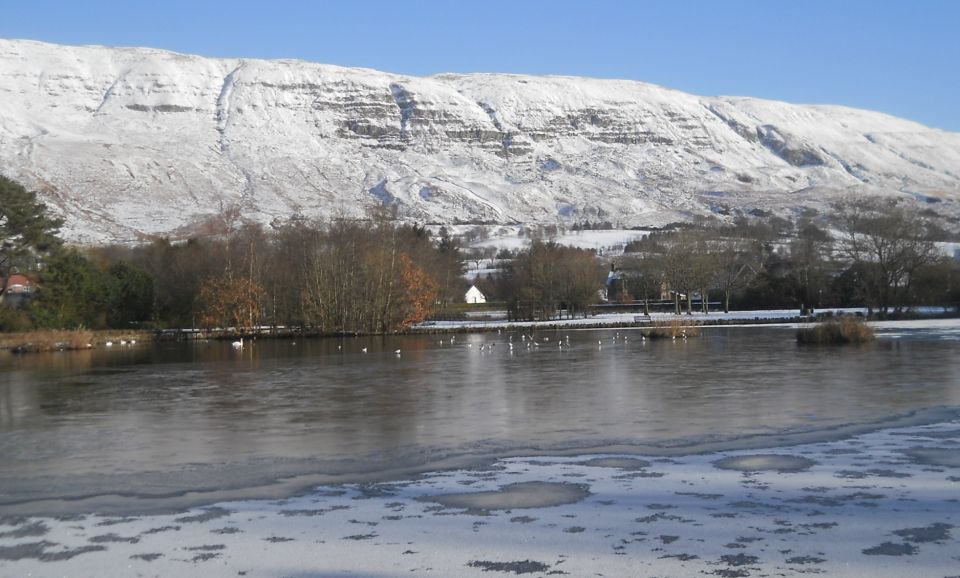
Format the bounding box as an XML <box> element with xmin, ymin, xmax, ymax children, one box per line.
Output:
<box><xmin>476</xmin><ymin>199</ymin><xmax>960</xmax><ymax>319</ymax></box>
<box><xmin>1</xmin><ymin>175</ymin><xmax>464</xmax><ymax>333</ymax></box>
<box><xmin>3</xmin><ymin>171</ymin><xmax>959</xmax><ymax>332</ymax></box>
<box><xmin>496</xmin><ymin>242</ymin><xmax>605</xmax><ymax>321</ymax></box>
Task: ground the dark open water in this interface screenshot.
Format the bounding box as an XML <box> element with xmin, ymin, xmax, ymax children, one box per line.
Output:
<box><xmin>1</xmin><ymin>325</ymin><xmax>958</xmax><ymax>514</ymax></box>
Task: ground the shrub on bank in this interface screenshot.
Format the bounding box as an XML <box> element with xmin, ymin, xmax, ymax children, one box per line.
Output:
<box><xmin>0</xmin><ymin>306</ymin><xmax>33</xmax><ymax>332</ymax></box>
<box><xmin>796</xmin><ymin>317</ymin><xmax>874</xmax><ymax>345</ymax></box>
<box><xmin>643</xmin><ymin>319</ymin><xmax>699</xmax><ymax>340</ymax></box>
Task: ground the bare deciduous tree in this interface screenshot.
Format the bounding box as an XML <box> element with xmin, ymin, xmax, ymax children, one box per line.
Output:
<box><xmin>834</xmin><ymin>199</ymin><xmax>940</xmax><ymax>315</ymax></box>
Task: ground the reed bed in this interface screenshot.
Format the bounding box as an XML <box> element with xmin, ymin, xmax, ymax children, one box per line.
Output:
<box><xmin>796</xmin><ymin>317</ymin><xmax>875</xmax><ymax>345</ymax></box>
<box><xmin>4</xmin><ymin>329</ymin><xmax>95</xmax><ymax>352</ymax></box>
<box><xmin>642</xmin><ymin>319</ymin><xmax>700</xmax><ymax>340</ymax></box>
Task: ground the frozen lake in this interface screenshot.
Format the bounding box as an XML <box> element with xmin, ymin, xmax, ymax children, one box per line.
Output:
<box><xmin>1</xmin><ymin>324</ymin><xmax>959</xmax><ymax>515</ymax></box>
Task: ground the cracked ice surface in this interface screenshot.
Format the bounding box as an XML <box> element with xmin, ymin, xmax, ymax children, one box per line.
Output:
<box><xmin>1</xmin><ymin>421</ymin><xmax>959</xmax><ymax>577</ymax></box>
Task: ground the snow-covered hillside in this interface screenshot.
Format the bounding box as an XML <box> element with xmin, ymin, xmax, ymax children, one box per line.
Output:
<box><xmin>2</xmin><ymin>39</ymin><xmax>959</xmax><ymax>243</ymax></box>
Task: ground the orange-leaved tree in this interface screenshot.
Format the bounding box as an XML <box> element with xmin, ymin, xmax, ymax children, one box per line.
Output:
<box><xmin>397</xmin><ymin>253</ymin><xmax>438</xmax><ymax>330</ymax></box>
<box><xmin>197</xmin><ymin>273</ymin><xmax>265</xmax><ymax>331</ymax></box>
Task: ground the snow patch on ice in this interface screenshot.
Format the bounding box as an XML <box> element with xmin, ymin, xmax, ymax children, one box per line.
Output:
<box><xmin>713</xmin><ymin>454</ymin><xmax>817</xmax><ymax>473</ymax></box>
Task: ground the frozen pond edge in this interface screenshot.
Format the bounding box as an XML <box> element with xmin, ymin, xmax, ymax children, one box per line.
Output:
<box><xmin>2</xmin><ymin>419</ymin><xmax>959</xmax><ymax>577</ymax></box>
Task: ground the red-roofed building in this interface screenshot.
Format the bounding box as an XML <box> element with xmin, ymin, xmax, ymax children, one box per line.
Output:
<box><xmin>1</xmin><ymin>274</ymin><xmax>35</xmax><ymax>306</ymax></box>
<box><xmin>3</xmin><ymin>274</ymin><xmax>34</xmax><ymax>294</ymax></box>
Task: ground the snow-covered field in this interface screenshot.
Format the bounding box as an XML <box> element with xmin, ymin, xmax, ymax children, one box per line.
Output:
<box><xmin>462</xmin><ymin>228</ymin><xmax>652</xmax><ymax>280</ymax></box>
<box><xmin>464</xmin><ymin>227</ymin><xmax>651</xmax><ymax>253</ymax></box>
<box><xmin>2</xmin><ymin>418</ymin><xmax>958</xmax><ymax>577</ymax></box>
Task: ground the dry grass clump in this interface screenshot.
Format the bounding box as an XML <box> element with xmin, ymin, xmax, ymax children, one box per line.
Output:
<box><xmin>7</xmin><ymin>329</ymin><xmax>95</xmax><ymax>352</ymax></box>
<box><xmin>796</xmin><ymin>317</ymin><xmax>874</xmax><ymax>345</ymax></box>
<box><xmin>643</xmin><ymin>319</ymin><xmax>700</xmax><ymax>340</ymax></box>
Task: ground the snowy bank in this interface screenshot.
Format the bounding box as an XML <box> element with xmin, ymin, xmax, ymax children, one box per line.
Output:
<box><xmin>416</xmin><ymin>307</ymin><xmax>960</xmax><ymax>332</ymax></box>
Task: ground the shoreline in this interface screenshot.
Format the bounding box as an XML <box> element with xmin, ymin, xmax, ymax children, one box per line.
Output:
<box><xmin>411</xmin><ymin>307</ymin><xmax>960</xmax><ymax>333</ymax></box>
<box><xmin>2</xmin><ymin>308</ymin><xmax>957</xmax><ymax>351</ymax></box>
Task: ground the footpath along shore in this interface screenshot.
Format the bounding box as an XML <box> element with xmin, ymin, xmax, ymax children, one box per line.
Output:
<box><xmin>412</xmin><ymin>306</ymin><xmax>959</xmax><ymax>332</ymax></box>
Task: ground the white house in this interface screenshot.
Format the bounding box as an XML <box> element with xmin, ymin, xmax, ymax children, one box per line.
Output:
<box><xmin>465</xmin><ymin>285</ymin><xmax>486</xmax><ymax>304</ymax></box>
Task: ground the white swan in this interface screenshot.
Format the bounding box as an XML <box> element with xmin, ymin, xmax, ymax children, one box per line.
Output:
<box><xmin>232</xmin><ymin>337</ymin><xmax>244</xmax><ymax>350</ymax></box>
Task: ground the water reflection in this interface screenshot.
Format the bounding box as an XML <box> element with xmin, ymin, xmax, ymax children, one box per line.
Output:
<box><xmin>0</xmin><ymin>326</ymin><xmax>958</xmax><ymax>511</ymax></box>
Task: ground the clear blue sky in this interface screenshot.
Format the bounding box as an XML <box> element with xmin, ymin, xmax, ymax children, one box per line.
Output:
<box><xmin>2</xmin><ymin>0</ymin><xmax>958</xmax><ymax>131</ymax></box>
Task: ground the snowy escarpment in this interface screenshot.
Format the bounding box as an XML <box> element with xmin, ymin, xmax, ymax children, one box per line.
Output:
<box><xmin>1</xmin><ymin>39</ymin><xmax>959</xmax><ymax>243</ymax></box>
